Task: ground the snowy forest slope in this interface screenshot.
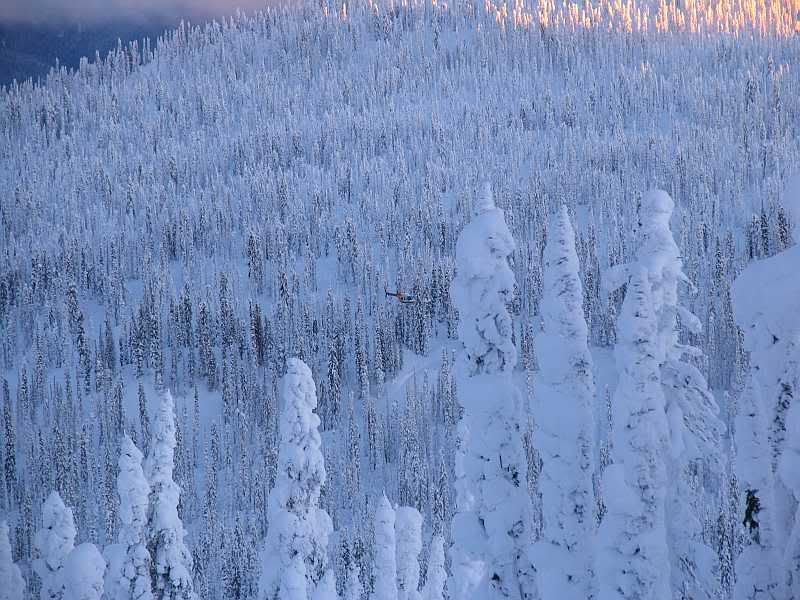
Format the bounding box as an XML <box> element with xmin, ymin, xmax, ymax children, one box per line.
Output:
<box><xmin>0</xmin><ymin>1</ymin><xmax>799</xmax><ymax>598</ymax></box>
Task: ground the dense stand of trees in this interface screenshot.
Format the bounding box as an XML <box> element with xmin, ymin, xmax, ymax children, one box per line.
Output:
<box><xmin>0</xmin><ymin>1</ymin><xmax>799</xmax><ymax>598</ymax></box>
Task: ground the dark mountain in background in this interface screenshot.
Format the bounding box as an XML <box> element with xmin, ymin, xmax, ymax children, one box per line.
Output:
<box><xmin>0</xmin><ymin>19</ymin><xmax>177</xmax><ymax>86</ymax></box>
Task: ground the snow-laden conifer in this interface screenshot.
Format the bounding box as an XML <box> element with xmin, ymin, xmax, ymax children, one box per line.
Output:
<box><xmin>396</xmin><ymin>506</ymin><xmax>422</xmax><ymax>600</ymax></box>
<box><xmin>780</xmin><ymin>399</ymin><xmax>800</xmax><ymax>599</ymax></box>
<box><xmin>449</xmin><ymin>182</ymin><xmax>534</xmax><ymax>600</ymax></box>
<box><xmin>530</xmin><ymin>205</ymin><xmax>595</xmax><ymax>600</ymax></box>
<box><xmin>63</xmin><ymin>543</ymin><xmax>106</xmax><ymax>600</ymax></box>
<box><xmin>596</xmin><ymin>269</ymin><xmax>670</xmax><ymax>600</ymax></box>
<box><xmin>733</xmin><ymin>374</ymin><xmax>782</xmax><ymax>600</ymax></box>
<box><xmin>106</xmin><ymin>434</ymin><xmax>153</xmax><ymax>600</ymax></box>
<box><xmin>732</xmin><ymin>175</ymin><xmax>800</xmax><ymax>599</ymax></box>
<box><xmin>0</xmin><ymin>521</ymin><xmax>25</xmax><ymax>600</ymax></box>
<box><xmin>257</xmin><ymin>358</ymin><xmax>334</xmax><ymax>600</ymax></box>
<box><xmin>145</xmin><ymin>391</ymin><xmax>196</xmax><ymax>600</ymax></box>
<box><xmin>605</xmin><ymin>189</ymin><xmax>723</xmax><ymax>598</ymax></box>
<box><xmin>371</xmin><ymin>494</ymin><xmax>398</xmax><ymax>600</ymax></box>
<box><xmin>33</xmin><ymin>491</ymin><xmax>76</xmax><ymax>600</ymax></box>
<box><xmin>422</xmin><ymin>535</ymin><xmax>446</xmax><ymax>600</ymax></box>
<box><xmin>343</xmin><ymin>562</ymin><xmax>364</xmax><ymax>600</ymax></box>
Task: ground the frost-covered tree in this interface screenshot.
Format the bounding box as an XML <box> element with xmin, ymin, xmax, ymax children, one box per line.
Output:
<box><xmin>312</xmin><ymin>570</ymin><xmax>338</xmax><ymax>600</ymax></box>
<box><xmin>372</xmin><ymin>494</ymin><xmax>398</xmax><ymax>600</ymax></box>
<box><xmin>396</xmin><ymin>506</ymin><xmax>422</xmax><ymax>600</ymax></box>
<box><xmin>343</xmin><ymin>562</ymin><xmax>364</xmax><ymax>600</ymax></box>
<box><xmin>449</xmin><ymin>182</ymin><xmax>534</xmax><ymax>600</ymax></box>
<box><xmin>106</xmin><ymin>434</ymin><xmax>153</xmax><ymax>600</ymax></box>
<box><xmin>605</xmin><ymin>189</ymin><xmax>723</xmax><ymax>598</ymax></box>
<box><xmin>257</xmin><ymin>358</ymin><xmax>334</xmax><ymax>600</ymax></box>
<box><xmin>530</xmin><ymin>205</ymin><xmax>595</xmax><ymax>600</ymax></box>
<box><xmin>732</xmin><ymin>175</ymin><xmax>800</xmax><ymax>600</ymax></box>
<box><xmin>145</xmin><ymin>391</ymin><xmax>196</xmax><ymax>600</ymax></box>
<box><xmin>0</xmin><ymin>521</ymin><xmax>25</xmax><ymax>600</ymax></box>
<box><xmin>779</xmin><ymin>401</ymin><xmax>800</xmax><ymax>599</ymax></box>
<box><xmin>422</xmin><ymin>535</ymin><xmax>446</xmax><ymax>600</ymax></box>
<box><xmin>34</xmin><ymin>491</ymin><xmax>76</xmax><ymax>600</ymax></box>
<box><xmin>596</xmin><ymin>269</ymin><xmax>670</xmax><ymax>600</ymax></box>
<box><xmin>733</xmin><ymin>374</ymin><xmax>782</xmax><ymax>600</ymax></box>
<box><xmin>63</xmin><ymin>543</ymin><xmax>106</xmax><ymax>600</ymax></box>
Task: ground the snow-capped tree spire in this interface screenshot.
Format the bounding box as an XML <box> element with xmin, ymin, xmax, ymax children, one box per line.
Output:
<box><xmin>530</xmin><ymin>205</ymin><xmax>595</xmax><ymax>600</ymax></box>
<box><xmin>63</xmin><ymin>543</ymin><xmax>106</xmax><ymax>600</ymax></box>
<box><xmin>449</xmin><ymin>181</ymin><xmax>534</xmax><ymax>600</ymax></box>
<box><xmin>371</xmin><ymin>493</ymin><xmax>398</xmax><ymax>600</ymax></box>
<box><xmin>731</xmin><ymin>175</ymin><xmax>800</xmax><ymax>600</ymax></box>
<box><xmin>733</xmin><ymin>373</ymin><xmax>782</xmax><ymax>600</ymax></box>
<box><xmin>343</xmin><ymin>561</ymin><xmax>364</xmax><ymax>600</ymax></box>
<box><xmin>605</xmin><ymin>189</ymin><xmax>723</xmax><ymax>598</ymax></box>
<box><xmin>396</xmin><ymin>506</ymin><xmax>423</xmax><ymax>600</ymax></box>
<box><xmin>257</xmin><ymin>358</ymin><xmax>334</xmax><ymax>600</ymax></box>
<box><xmin>422</xmin><ymin>534</ymin><xmax>447</xmax><ymax>600</ymax></box>
<box><xmin>597</xmin><ymin>268</ymin><xmax>670</xmax><ymax>600</ymax></box>
<box><xmin>0</xmin><ymin>520</ymin><xmax>25</xmax><ymax>600</ymax></box>
<box><xmin>145</xmin><ymin>391</ymin><xmax>196</xmax><ymax>600</ymax></box>
<box><xmin>105</xmin><ymin>434</ymin><xmax>153</xmax><ymax>600</ymax></box>
<box><xmin>34</xmin><ymin>491</ymin><xmax>76</xmax><ymax>600</ymax></box>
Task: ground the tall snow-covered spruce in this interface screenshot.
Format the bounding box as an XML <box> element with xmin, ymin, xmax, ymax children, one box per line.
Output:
<box><xmin>423</xmin><ymin>534</ymin><xmax>447</xmax><ymax>600</ymax></box>
<box><xmin>449</xmin><ymin>182</ymin><xmax>534</xmax><ymax>600</ymax></box>
<box><xmin>63</xmin><ymin>543</ymin><xmax>106</xmax><ymax>600</ymax></box>
<box><xmin>145</xmin><ymin>391</ymin><xmax>196</xmax><ymax>600</ymax></box>
<box><xmin>596</xmin><ymin>269</ymin><xmax>670</xmax><ymax>600</ymax></box>
<box><xmin>0</xmin><ymin>520</ymin><xmax>25</xmax><ymax>600</ymax></box>
<box><xmin>529</xmin><ymin>205</ymin><xmax>595</xmax><ymax>600</ymax></box>
<box><xmin>396</xmin><ymin>506</ymin><xmax>423</xmax><ymax>600</ymax></box>
<box><xmin>105</xmin><ymin>434</ymin><xmax>153</xmax><ymax>600</ymax></box>
<box><xmin>371</xmin><ymin>494</ymin><xmax>398</xmax><ymax>600</ymax></box>
<box><xmin>605</xmin><ymin>189</ymin><xmax>723</xmax><ymax>598</ymax></box>
<box><xmin>34</xmin><ymin>491</ymin><xmax>76</xmax><ymax>600</ymax></box>
<box><xmin>733</xmin><ymin>374</ymin><xmax>782</xmax><ymax>599</ymax></box>
<box><xmin>257</xmin><ymin>358</ymin><xmax>335</xmax><ymax>600</ymax></box>
<box><xmin>732</xmin><ymin>174</ymin><xmax>800</xmax><ymax>599</ymax></box>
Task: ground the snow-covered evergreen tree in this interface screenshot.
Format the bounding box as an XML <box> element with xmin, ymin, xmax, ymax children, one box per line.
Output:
<box><xmin>0</xmin><ymin>520</ymin><xmax>25</xmax><ymax>600</ymax></box>
<box><xmin>732</xmin><ymin>175</ymin><xmax>800</xmax><ymax>600</ymax></box>
<box><xmin>63</xmin><ymin>543</ymin><xmax>106</xmax><ymax>600</ymax></box>
<box><xmin>530</xmin><ymin>205</ymin><xmax>595</xmax><ymax>600</ymax></box>
<box><xmin>733</xmin><ymin>374</ymin><xmax>782</xmax><ymax>600</ymax></box>
<box><xmin>606</xmin><ymin>189</ymin><xmax>723</xmax><ymax>598</ymax></box>
<box><xmin>449</xmin><ymin>181</ymin><xmax>534</xmax><ymax>600</ymax></box>
<box><xmin>145</xmin><ymin>391</ymin><xmax>196</xmax><ymax>600</ymax></box>
<box><xmin>34</xmin><ymin>491</ymin><xmax>76</xmax><ymax>600</ymax></box>
<box><xmin>422</xmin><ymin>535</ymin><xmax>446</xmax><ymax>600</ymax></box>
<box><xmin>372</xmin><ymin>494</ymin><xmax>399</xmax><ymax>600</ymax></box>
<box><xmin>596</xmin><ymin>269</ymin><xmax>670</xmax><ymax>600</ymax></box>
<box><xmin>396</xmin><ymin>506</ymin><xmax>422</xmax><ymax>600</ymax></box>
<box><xmin>257</xmin><ymin>358</ymin><xmax>334</xmax><ymax>600</ymax></box>
<box><xmin>343</xmin><ymin>561</ymin><xmax>364</xmax><ymax>600</ymax></box>
<box><xmin>106</xmin><ymin>434</ymin><xmax>153</xmax><ymax>600</ymax></box>
<box><xmin>779</xmin><ymin>400</ymin><xmax>800</xmax><ymax>599</ymax></box>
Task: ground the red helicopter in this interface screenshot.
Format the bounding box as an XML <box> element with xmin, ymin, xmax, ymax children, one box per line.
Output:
<box><xmin>385</xmin><ymin>287</ymin><xmax>418</xmax><ymax>305</ymax></box>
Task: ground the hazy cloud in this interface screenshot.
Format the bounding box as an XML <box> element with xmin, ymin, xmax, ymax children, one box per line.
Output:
<box><xmin>0</xmin><ymin>0</ymin><xmax>272</xmax><ymax>25</ymax></box>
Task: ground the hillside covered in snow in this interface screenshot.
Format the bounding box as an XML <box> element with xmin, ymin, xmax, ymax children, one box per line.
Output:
<box><xmin>1</xmin><ymin>1</ymin><xmax>799</xmax><ymax>598</ymax></box>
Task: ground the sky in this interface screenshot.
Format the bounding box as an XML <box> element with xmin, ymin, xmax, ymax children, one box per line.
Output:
<box><xmin>0</xmin><ymin>0</ymin><xmax>272</xmax><ymax>25</ymax></box>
